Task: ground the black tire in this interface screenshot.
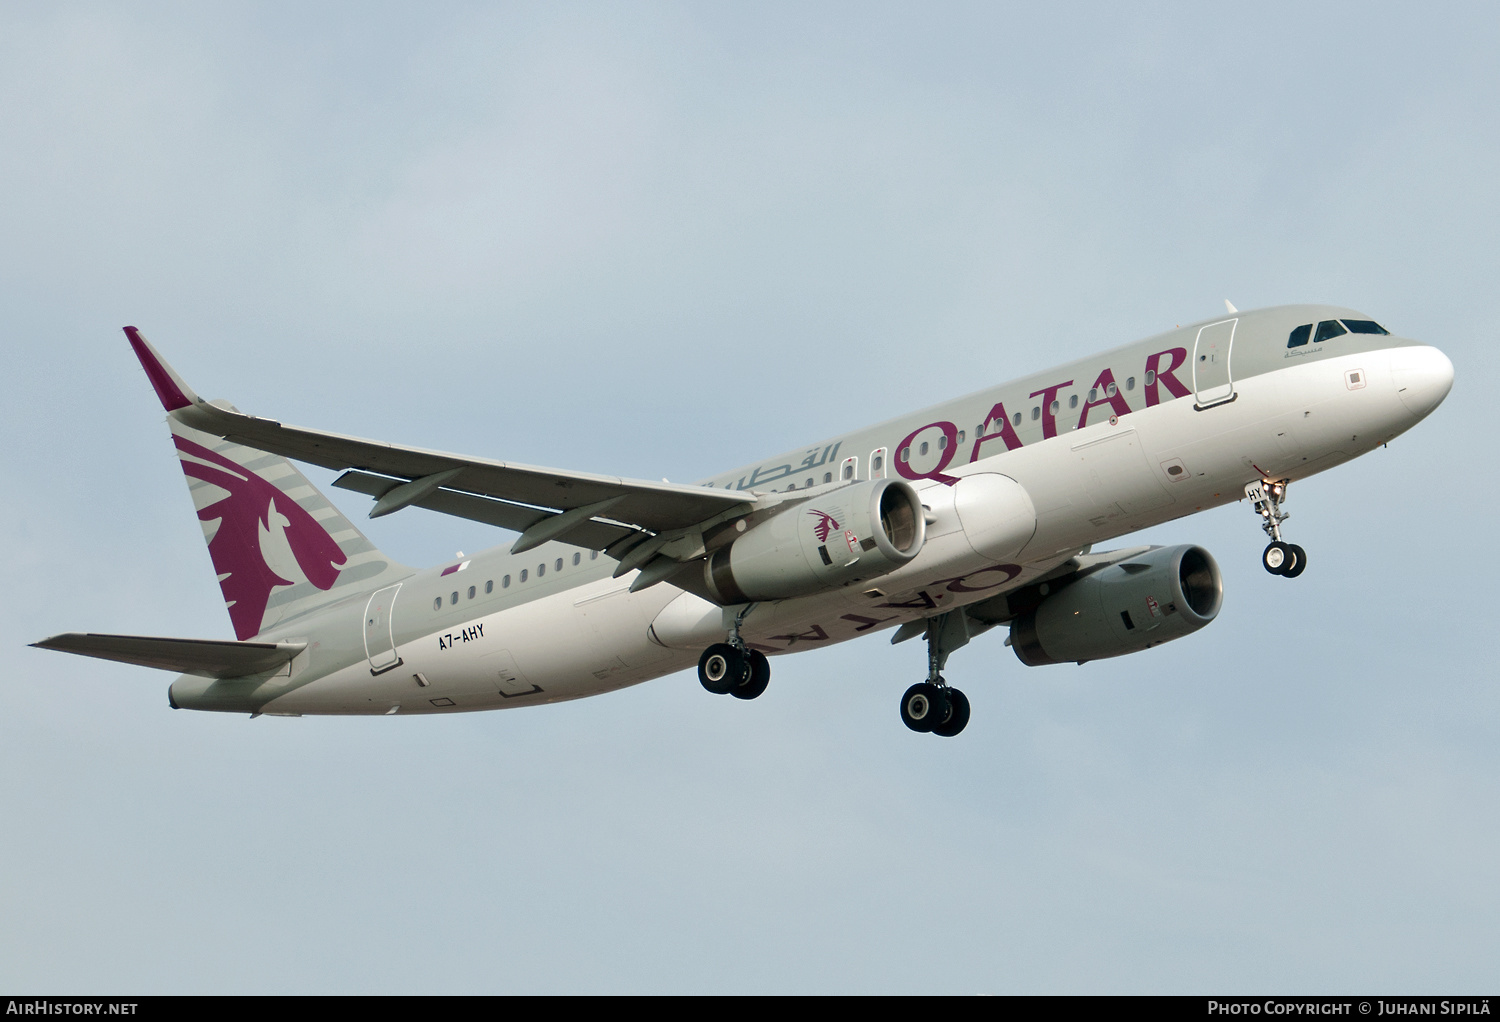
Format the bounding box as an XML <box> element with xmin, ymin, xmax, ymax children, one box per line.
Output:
<box><xmin>1283</xmin><ymin>544</ymin><xmax>1307</xmax><ymax>578</ymax></box>
<box><xmin>698</xmin><ymin>643</ymin><xmax>747</xmax><ymax>695</ymax></box>
<box><xmin>1262</xmin><ymin>542</ymin><xmax>1292</xmax><ymax>575</ymax></box>
<box><xmin>730</xmin><ymin>650</ymin><xmax>771</xmax><ymax>700</ymax></box>
<box><xmin>931</xmin><ymin>688</ymin><xmax>971</xmax><ymax>738</ymax></box>
<box><xmin>900</xmin><ymin>682</ymin><xmax>949</xmax><ymax>733</ymax></box>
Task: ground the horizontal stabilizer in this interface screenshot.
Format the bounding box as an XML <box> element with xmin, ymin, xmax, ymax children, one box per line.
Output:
<box><xmin>32</xmin><ymin>632</ymin><xmax>305</xmax><ymax>679</ymax></box>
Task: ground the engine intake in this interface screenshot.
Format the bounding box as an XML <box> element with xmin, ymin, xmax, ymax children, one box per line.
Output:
<box><xmin>704</xmin><ymin>478</ymin><xmax>926</xmax><ymax>603</ymax></box>
<box><xmin>1010</xmin><ymin>544</ymin><xmax>1222</xmax><ymax>666</ymax></box>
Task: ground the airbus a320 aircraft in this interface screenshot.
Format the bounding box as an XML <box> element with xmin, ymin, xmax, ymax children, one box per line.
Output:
<box><xmin>35</xmin><ymin>305</ymin><xmax>1452</xmax><ymax>736</ymax></box>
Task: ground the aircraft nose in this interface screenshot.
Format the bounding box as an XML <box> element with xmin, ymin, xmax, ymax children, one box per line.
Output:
<box><xmin>1390</xmin><ymin>344</ymin><xmax>1454</xmax><ymax>420</ymax></box>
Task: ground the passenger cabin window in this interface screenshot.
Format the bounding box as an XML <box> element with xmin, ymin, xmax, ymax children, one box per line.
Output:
<box><xmin>1287</xmin><ymin>324</ymin><xmax>1312</xmax><ymax>347</ymax></box>
<box><xmin>1314</xmin><ymin>320</ymin><xmax>1347</xmax><ymax>343</ymax></box>
<box><xmin>572</xmin><ymin>553</ymin><xmax>581</xmax><ymax>566</ymax></box>
<box><xmin>899</xmin><ymin>447</ymin><xmax>910</xmax><ymax>463</ymax></box>
<box><xmin>503</xmin><ymin>574</ymin><xmax>511</xmax><ymax>588</ymax></box>
<box><xmin>450</xmin><ymin>591</ymin><xmax>458</xmax><ymax>605</ymax></box>
<box><xmin>485</xmin><ymin>580</ymin><xmax>494</xmax><ymax>594</ymax></box>
<box><xmin>1125</xmin><ymin>377</ymin><xmax>1135</xmax><ymax>391</ymax></box>
<box><xmin>1342</xmin><ymin>319</ymin><xmax>1390</xmax><ymax>335</ymax></box>
<box><xmin>1031</xmin><ymin>406</ymin><xmax>1040</xmax><ymax>421</ymax></box>
<box><xmin>1069</xmin><ymin>394</ymin><xmax>1079</xmax><ymax>408</ymax></box>
<box><xmin>433</xmin><ymin>597</ymin><xmax>442</xmax><ymax>611</ymax></box>
<box><xmin>919</xmin><ymin>441</ymin><xmax>929</xmax><ymax>455</ymax></box>
<box><xmin>1105</xmin><ymin>382</ymin><xmax>1117</xmax><ymax>398</ymax></box>
<box><xmin>537</xmin><ymin>563</ymin><xmax>545</xmax><ymax>577</ymax></box>
<box><xmin>590</xmin><ymin>551</ymin><xmax>599</xmax><ymax>559</ymax></box>
<box><xmin>467</xmin><ymin>585</ymin><xmax>475</xmax><ymax>599</ymax></box>
<box><xmin>956</xmin><ymin>430</ymin><xmax>966</xmax><ymax>444</ymax></box>
<box><xmin>520</xmin><ymin>569</ymin><xmax>528</xmax><ymax>582</ymax></box>
<box><xmin>1088</xmin><ymin>388</ymin><xmax>1098</xmax><ymax>402</ymax></box>
<box><xmin>1049</xmin><ymin>400</ymin><xmax>1059</xmax><ymax>414</ymax></box>
<box><xmin>823</xmin><ymin>472</ymin><xmax>832</xmax><ymax>483</ymax></box>
<box><xmin>805</xmin><ymin>477</ymin><xmax>813</xmax><ymax>487</ymax></box>
<box><xmin>555</xmin><ymin>558</ymin><xmax>564</xmax><ymax>572</ymax></box>
<box><xmin>1012</xmin><ymin>411</ymin><xmax>1022</xmax><ymax>426</ymax></box>
<box><xmin>1145</xmin><ymin>370</ymin><xmax>1157</xmax><ymax>386</ymax></box>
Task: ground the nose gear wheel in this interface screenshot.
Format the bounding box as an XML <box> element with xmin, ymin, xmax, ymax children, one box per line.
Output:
<box><xmin>1246</xmin><ymin>478</ymin><xmax>1308</xmax><ymax>578</ymax></box>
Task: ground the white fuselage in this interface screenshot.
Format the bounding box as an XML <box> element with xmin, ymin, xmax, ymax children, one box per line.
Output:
<box><xmin>235</xmin><ymin>336</ymin><xmax>1448</xmax><ymax>717</ymax></box>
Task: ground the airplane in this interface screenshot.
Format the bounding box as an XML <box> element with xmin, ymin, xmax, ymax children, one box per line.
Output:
<box><xmin>33</xmin><ymin>304</ymin><xmax>1453</xmax><ymax>736</ymax></box>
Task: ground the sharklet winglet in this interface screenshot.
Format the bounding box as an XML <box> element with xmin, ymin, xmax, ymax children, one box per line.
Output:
<box><xmin>124</xmin><ymin>326</ymin><xmax>199</xmax><ymax>412</ymax></box>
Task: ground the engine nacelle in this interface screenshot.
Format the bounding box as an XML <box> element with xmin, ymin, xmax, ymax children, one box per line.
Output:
<box><xmin>1010</xmin><ymin>544</ymin><xmax>1223</xmax><ymax>666</ymax></box>
<box><xmin>704</xmin><ymin>478</ymin><xmax>926</xmax><ymax>603</ymax></box>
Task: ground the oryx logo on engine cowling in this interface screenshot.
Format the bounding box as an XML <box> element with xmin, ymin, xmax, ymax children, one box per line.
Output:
<box><xmin>809</xmin><ymin>509</ymin><xmax>840</xmax><ymax>543</ymax></box>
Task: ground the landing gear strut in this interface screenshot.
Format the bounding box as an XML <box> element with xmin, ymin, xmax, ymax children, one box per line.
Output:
<box><xmin>900</xmin><ymin>612</ymin><xmax>972</xmax><ymax>737</ymax></box>
<box><xmin>1246</xmin><ymin>478</ymin><xmax>1307</xmax><ymax>578</ymax></box>
<box><xmin>697</xmin><ymin>604</ymin><xmax>770</xmax><ymax>700</ymax></box>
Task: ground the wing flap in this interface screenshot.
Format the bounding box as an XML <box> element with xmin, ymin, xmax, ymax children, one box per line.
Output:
<box><xmin>32</xmin><ymin>633</ymin><xmax>305</xmax><ymax>679</ymax></box>
<box><xmin>332</xmin><ymin>470</ymin><xmax>640</xmax><ymax>550</ymax></box>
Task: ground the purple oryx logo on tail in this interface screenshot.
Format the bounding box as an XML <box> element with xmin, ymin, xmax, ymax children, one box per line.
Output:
<box><xmin>174</xmin><ymin>436</ymin><xmax>346</xmax><ymax>639</ymax></box>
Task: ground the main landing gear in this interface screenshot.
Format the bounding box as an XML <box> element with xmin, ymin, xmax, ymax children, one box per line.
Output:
<box><xmin>1246</xmin><ymin>478</ymin><xmax>1307</xmax><ymax>578</ymax></box>
<box><xmin>697</xmin><ymin>604</ymin><xmax>769</xmax><ymax>701</ymax></box>
<box><xmin>900</xmin><ymin>612</ymin><xmax>972</xmax><ymax>737</ymax></box>
<box><xmin>698</xmin><ymin>644</ymin><xmax>769</xmax><ymax>700</ymax></box>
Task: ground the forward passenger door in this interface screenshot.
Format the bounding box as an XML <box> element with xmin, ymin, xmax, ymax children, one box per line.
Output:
<box><xmin>1193</xmin><ymin>318</ymin><xmax>1237</xmax><ymax>408</ymax></box>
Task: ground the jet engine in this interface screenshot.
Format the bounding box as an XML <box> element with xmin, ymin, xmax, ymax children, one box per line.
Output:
<box><xmin>1009</xmin><ymin>544</ymin><xmax>1223</xmax><ymax>666</ymax></box>
<box><xmin>704</xmin><ymin>478</ymin><xmax>926</xmax><ymax>603</ymax></box>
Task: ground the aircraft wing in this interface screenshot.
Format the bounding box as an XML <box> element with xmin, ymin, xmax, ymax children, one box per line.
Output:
<box><xmin>126</xmin><ymin>328</ymin><xmax>756</xmax><ymax>554</ymax></box>
<box><xmin>32</xmin><ymin>633</ymin><xmax>305</xmax><ymax>679</ymax></box>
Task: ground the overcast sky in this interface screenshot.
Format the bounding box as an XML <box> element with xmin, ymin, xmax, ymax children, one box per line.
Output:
<box><xmin>3</xmin><ymin>2</ymin><xmax>1497</xmax><ymax>993</ymax></box>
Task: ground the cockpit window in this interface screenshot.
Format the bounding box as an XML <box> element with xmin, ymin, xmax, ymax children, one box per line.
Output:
<box><xmin>1287</xmin><ymin>324</ymin><xmax>1312</xmax><ymax>348</ymax></box>
<box><xmin>1314</xmin><ymin>320</ymin><xmax>1348</xmax><ymax>343</ymax></box>
<box><xmin>1341</xmin><ymin>319</ymin><xmax>1390</xmax><ymax>335</ymax></box>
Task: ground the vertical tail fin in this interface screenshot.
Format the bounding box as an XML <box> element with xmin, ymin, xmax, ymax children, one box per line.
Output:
<box><xmin>129</xmin><ymin>328</ymin><xmax>411</xmax><ymax>639</ymax></box>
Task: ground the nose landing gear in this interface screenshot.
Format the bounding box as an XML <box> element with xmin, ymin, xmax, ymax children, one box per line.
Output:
<box><xmin>899</xmin><ymin>612</ymin><xmax>972</xmax><ymax>737</ymax></box>
<box><xmin>1246</xmin><ymin>478</ymin><xmax>1307</xmax><ymax>578</ymax></box>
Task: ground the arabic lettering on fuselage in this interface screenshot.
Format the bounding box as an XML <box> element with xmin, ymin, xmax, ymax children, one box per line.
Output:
<box><xmin>724</xmin><ymin>346</ymin><xmax>1193</xmax><ymax>491</ymax></box>
<box><xmin>733</xmin><ymin>441</ymin><xmax>842</xmax><ymax>491</ymax></box>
